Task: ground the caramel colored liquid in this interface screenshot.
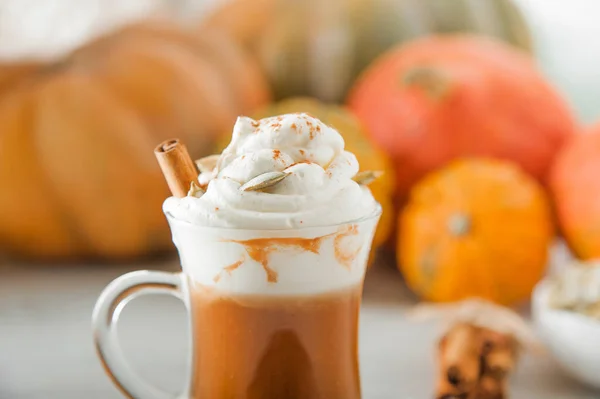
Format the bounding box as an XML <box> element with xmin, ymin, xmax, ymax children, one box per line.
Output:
<box><xmin>189</xmin><ymin>285</ymin><xmax>363</xmax><ymax>399</ymax></box>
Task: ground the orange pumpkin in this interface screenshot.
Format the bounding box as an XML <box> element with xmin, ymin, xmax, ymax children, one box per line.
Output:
<box><xmin>78</xmin><ymin>21</ymin><xmax>270</xmax><ymax>115</ymax></box>
<box><xmin>551</xmin><ymin>124</ymin><xmax>600</xmax><ymax>259</ymax></box>
<box><xmin>399</xmin><ymin>159</ymin><xmax>553</xmax><ymax>305</ymax></box>
<box><xmin>0</xmin><ymin>20</ymin><xmax>271</xmax><ymax>261</ymax></box>
<box><xmin>217</xmin><ymin>97</ymin><xmax>395</xmax><ymax>262</ymax></box>
<box><xmin>347</xmin><ymin>36</ymin><xmax>576</xmax><ymax>206</ymax></box>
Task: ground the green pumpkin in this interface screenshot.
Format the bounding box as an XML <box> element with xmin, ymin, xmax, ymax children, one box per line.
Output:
<box><xmin>203</xmin><ymin>0</ymin><xmax>531</xmax><ymax>102</ymax></box>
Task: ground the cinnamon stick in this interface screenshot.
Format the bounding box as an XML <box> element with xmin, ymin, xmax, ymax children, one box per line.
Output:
<box><xmin>436</xmin><ymin>323</ymin><xmax>483</xmax><ymax>398</ymax></box>
<box><xmin>408</xmin><ymin>299</ymin><xmax>539</xmax><ymax>399</ymax></box>
<box><xmin>436</xmin><ymin>324</ymin><xmax>518</xmax><ymax>399</ymax></box>
<box><xmin>154</xmin><ymin>139</ymin><xmax>199</xmax><ymax>198</ymax></box>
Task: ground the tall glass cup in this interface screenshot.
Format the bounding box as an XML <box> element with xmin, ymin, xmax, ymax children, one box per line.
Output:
<box><xmin>92</xmin><ymin>205</ymin><xmax>381</xmax><ymax>399</ymax></box>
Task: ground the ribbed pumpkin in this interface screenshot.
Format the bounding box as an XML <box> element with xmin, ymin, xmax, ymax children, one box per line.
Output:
<box><xmin>202</xmin><ymin>0</ymin><xmax>531</xmax><ymax>102</ymax></box>
<box><xmin>551</xmin><ymin>124</ymin><xmax>600</xmax><ymax>260</ymax></box>
<box><xmin>217</xmin><ymin>97</ymin><xmax>395</xmax><ymax>262</ymax></box>
<box><xmin>399</xmin><ymin>159</ymin><xmax>553</xmax><ymax>305</ymax></box>
<box><xmin>0</xmin><ymin>20</ymin><xmax>271</xmax><ymax>261</ymax></box>
<box><xmin>348</xmin><ymin>35</ymin><xmax>576</xmax><ymax>206</ymax></box>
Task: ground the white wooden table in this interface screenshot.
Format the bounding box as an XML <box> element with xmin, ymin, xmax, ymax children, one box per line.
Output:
<box><xmin>0</xmin><ymin>255</ymin><xmax>597</xmax><ymax>399</ymax></box>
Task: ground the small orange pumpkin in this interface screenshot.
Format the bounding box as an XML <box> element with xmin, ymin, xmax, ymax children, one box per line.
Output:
<box><xmin>551</xmin><ymin>124</ymin><xmax>600</xmax><ymax>259</ymax></box>
<box><xmin>399</xmin><ymin>159</ymin><xmax>553</xmax><ymax>305</ymax></box>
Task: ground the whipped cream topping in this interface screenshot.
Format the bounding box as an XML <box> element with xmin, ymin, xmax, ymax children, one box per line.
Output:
<box><xmin>164</xmin><ymin>113</ymin><xmax>378</xmax><ymax>229</ymax></box>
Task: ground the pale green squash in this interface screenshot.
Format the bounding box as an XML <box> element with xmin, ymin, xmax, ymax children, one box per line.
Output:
<box><xmin>203</xmin><ymin>0</ymin><xmax>531</xmax><ymax>102</ymax></box>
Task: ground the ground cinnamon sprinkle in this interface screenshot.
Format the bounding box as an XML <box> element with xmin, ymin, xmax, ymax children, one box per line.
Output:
<box><xmin>287</xmin><ymin>160</ymin><xmax>312</xmax><ymax>169</ymax></box>
<box><xmin>273</xmin><ymin>149</ymin><xmax>281</xmax><ymax>160</ymax></box>
<box><xmin>299</xmin><ymin>149</ymin><xmax>305</xmax><ymax>156</ymax></box>
<box><xmin>291</xmin><ymin>123</ymin><xmax>297</xmax><ymax>130</ymax></box>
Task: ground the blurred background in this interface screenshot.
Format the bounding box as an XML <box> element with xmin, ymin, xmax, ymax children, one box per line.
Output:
<box><xmin>1</xmin><ymin>0</ymin><xmax>600</xmax><ymax>398</ymax></box>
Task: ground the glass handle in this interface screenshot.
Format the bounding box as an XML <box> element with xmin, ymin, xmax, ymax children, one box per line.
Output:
<box><xmin>92</xmin><ymin>270</ymin><xmax>189</xmax><ymax>399</ymax></box>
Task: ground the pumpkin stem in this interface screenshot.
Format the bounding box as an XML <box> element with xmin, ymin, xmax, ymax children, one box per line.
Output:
<box><xmin>448</xmin><ymin>214</ymin><xmax>471</xmax><ymax>236</ymax></box>
<box><xmin>402</xmin><ymin>67</ymin><xmax>451</xmax><ymax>100</ymax></box>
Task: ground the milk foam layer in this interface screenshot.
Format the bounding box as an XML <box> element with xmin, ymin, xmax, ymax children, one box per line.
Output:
<box><xmin>163</xmin><ymin>113</ymin><xmax>380</xmax><ymax>295</ymax></box>
<box><xmin>169</xmin><ymin>213</ymin><xmax>379</xmax><ymax>295</ymax></box>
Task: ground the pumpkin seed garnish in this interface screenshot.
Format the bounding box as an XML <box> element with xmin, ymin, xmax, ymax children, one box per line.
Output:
<box><xmin>352</xmin><ymin>171</ymin><xmax>383</xmax><ymax>186</ymax></box>
<box><xmin>188</xmin><ymin>181</ymin><xmax>205</xmax><ymax>197</ymax></box>
<box><xmin>240</xmin><ymin>171</ymin><xmax>289</xmax><ymax>192</ymax></box>
<box><xmin>195</xmin><ymin>154</ymin><xmax>220</xmax><ymax>173</ymax></box>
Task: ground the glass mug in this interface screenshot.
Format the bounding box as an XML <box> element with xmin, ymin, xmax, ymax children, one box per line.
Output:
<box><xmin>92</xmin><ymin>206</ymin><xmax>381</xmax><ymax>399</ymax></box>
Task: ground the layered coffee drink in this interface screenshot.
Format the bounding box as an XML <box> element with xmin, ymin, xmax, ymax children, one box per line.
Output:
<box><xmin>163</xmin><ymin>113</ymin><xmax>380</xmax><ymax>399</ymax></box>
<box><xmin>189</xmin><ymin>285</ymin><xmax>362</xmax><ymax>399</ymax></box>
